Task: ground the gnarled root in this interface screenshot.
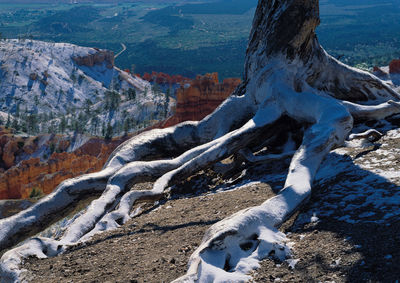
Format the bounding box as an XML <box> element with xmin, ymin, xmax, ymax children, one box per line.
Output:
<box><xmin>0</xmin><ymin>94</ymin><xmax>256</xmax><ymax>281</ymax></box>
<box><xmin>0</xmin><ymin>95</ymin><xmax>253</xmax><ymax>253</ymax></box>
<box><xmin>0</xmin><ymin>168</ymin><xmax>113</xmax><ymax>252</ymax></box>
<box><xmin>348</xmin><ymin>129</ymin><xmax>383</xmax><ymax>142</ymax></box>
<box><xmin>67</xmin><ymin>101</ymin><xmax>283</xmax><ymax>243</ymax></box>
<box><xmin>342</xmin><ymin>100</ymin><xmax>400</xmax><ymax>121</ymax></box>
<box><xmin>237</xmin><ymin>148</ymin><xmax>295</xmax><ymax>164</ymax></box>
<box><xmin>174</xmin><ymin>87</ymin><xmax>354</xmax><ymax>282</ymax></box>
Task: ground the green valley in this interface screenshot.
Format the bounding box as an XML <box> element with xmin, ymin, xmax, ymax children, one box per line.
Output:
<box><xmin>0</xmin><ymin>0</ymin><xmax>399</xmax><ymax>78</ymax></box>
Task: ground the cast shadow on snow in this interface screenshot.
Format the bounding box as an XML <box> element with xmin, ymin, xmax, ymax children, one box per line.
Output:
<box><xmin>286</xmin><ymin>123</ymin><xmax>400</xmax><ymax>281</ymax></box>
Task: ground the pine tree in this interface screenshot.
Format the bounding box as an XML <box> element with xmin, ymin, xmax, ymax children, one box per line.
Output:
<box><xmin>91</xmin><ymin>116</ymin><xmax>99</xmax><ymax>135</ymax></box>
<box><xmin>12</xmin><ymin>118</ymin><xmax>19</xmax><ymax>131</ymax></box>
<box><xmin>84</xmin><ymin>99</ymin><xmax>92</xmax><ymax>115</ymax></box>
<box><xmin>152</xmin><ymin>83</ymin><xmax>161</xmax><ymax>96</ymax></box>
<box><xmin>101</xmin><ymin>121</ymin><xmax>106</xmax><ymax>137</ymax></box>
<box><xmin>128</xmin><ymin>88</ymin><xmax>136</xmax><ymax>100</ymax></box>
<box><xmin>27</xmin><ymin>114</ymin><xmax>38</xmax><ymax>134</ymax></box>
<box><xmin>104</xmin><ymin>122</ymin><xmax>113</xmax><ymax>141</ymax></box>
<box><xmin>164</xmin><ymin>88</ymin><xmax>171</xmax><ymax>117</ymax></box>
<box><xmin>123</xmin><ymin>119</ymin><xmax>130</xmax><ymax>136</ymax></box>
<box><xmin>5</xmin><ymin>113</ymin><xmax>11</xmax><ymax>129</ymax></box>
<box><xmin>59</xmin><ymin>116</ymin><xmax>67</xmax><ymax>134</ymax></box>
<box><xmin>15</xmin><ymin>104</ymin><xmax>20</xmax><ymax>118</ymax></box>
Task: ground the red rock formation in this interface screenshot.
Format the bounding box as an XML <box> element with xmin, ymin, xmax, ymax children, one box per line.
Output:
<box><xmin>0</xmin><ymin>129</ymin><xmax>38</xmax><ymax>170</ymax></box>
<box><xmin>1</xmin><ymin>153</ymin><xmax>96</xmax><ymax>199</ymax></box>
<box><xmin>162</xmin><ymin>73</ymin><xmax>240</xmax><ymax>127</ymax></box>
<box><xmin>73</xmin><ymin>49</ymin><xmax>115</xmax><ymax>69</ymax></box>
<box><xmin>140</xmin><ymin>71</ymin><xmax>190</xmax><ymax>85</ymax></box>
<box><xmin>389</xmin><ymin>59</ymin><xmax>400</xmax><ymax>74</ymax></box>
<box><xmin>0</xmin><ymin>129</ymin><xmax>126</xmax><ymax>200</ymax></box>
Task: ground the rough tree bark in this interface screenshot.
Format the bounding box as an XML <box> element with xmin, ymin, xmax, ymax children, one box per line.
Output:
<box><xmin>1</xmin><ymin>0</ymin><xmax>400</xmax><ymax>281</ymax></box>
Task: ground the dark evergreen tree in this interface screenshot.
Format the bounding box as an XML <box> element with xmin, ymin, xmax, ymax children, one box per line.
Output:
<box><xmin>123</xmin><ymin>119</ymin><xmax>130</xmax><ymax>136</ymax></box>
<box><xmin>104</xmin><ymin>122</ymin><xmax>113</xmax><ymax>141</ymax></box>
<box><xmin>127</xmin><ymin>88</ymin><xmax>136</xmax><ymax>100</ymax></box>
<box><xmin>101</xmin><ymin>121</ymin><xmax>106</xmax><ymax>137</ymax></box>
<box><xmin>5</xmin><ymin>113</ymin><xmax>10</xmax><ymax>129</ymax></box>
<box><xmin>12</xmin><ymin>118</ymin><xmax>19</xmax><ymax>132</ymax></box>
<box><xmin>164</xmin><ymin>88</ymin><xmax>171</xmax><ymax>117</ymax></box>
<box><xmin>59</xmin><ymin>116</ymin><xmax>67</xmax><ymax>134</ymax></box>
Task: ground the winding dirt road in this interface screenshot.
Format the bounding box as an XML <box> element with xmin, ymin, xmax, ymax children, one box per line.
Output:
<box><xmin>114</xmin><ymin>43</ymin><xmax>126</xmax><ymax>59</ymax></box>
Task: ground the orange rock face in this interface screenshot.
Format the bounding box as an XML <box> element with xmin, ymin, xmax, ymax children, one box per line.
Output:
<box><xmin>0</xmin><ymin>130</ymin><xmax>125</xmax><ymax>200</ymax></box>
<box><xmin>162</xmin><ymin>73</ymin><xmax>241</xmax><ymax>127</ymax></box>
<box><xmin>0</xmin><ymin>129</ymin><xmax>37</xmax><ymax>170</ymax></box>
<box><xmin>389</xmin><ymin>59</ymin><xmax>400</xmax><ymax>74</ymax></box>
<box><xmin>73</xmin><ymin>49</ymin><xmax>115</xmax><ymax>69</ymax></box>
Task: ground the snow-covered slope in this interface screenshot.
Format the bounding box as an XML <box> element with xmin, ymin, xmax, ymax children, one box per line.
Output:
<box><xmin>0</xmin><ymin>39</ymin><xmax>172</xmax><ymax>136</ymax></box>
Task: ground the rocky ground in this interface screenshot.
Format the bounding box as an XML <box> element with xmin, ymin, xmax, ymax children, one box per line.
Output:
<box><xmin>21</xmin><ymin>120</ymin><xmax>400</xmax><ymax>282</ymax></box>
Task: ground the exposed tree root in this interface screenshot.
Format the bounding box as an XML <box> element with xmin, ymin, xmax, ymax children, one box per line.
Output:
<box><xmin>237</xmin><ymin>148</ymin><xmax>296</xmax><ymax>164</ymax></box>
<box><xmin>1</xmin><ymin>0</ymin><xmax>400</xmax><ymax>282</ymax></box>
<box><xmin>348</xmin><ymin>129</ymin><xmax>383</xmax><ymax>142</ymax></box>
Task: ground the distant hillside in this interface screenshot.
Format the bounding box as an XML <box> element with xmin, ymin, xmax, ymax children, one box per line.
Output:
<box><xmin>1</xmin><ymin>0</ymin><xmax>398</xmax><ymax>78</ymax></box>
<box><xmin>0</xmin><ymin>39</ymin><xmax>173</xmax><ymax>137</ymax></box>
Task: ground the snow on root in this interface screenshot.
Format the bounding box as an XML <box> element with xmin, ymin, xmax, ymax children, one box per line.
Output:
<box><xmin>173</xmin><ymin>203</ymin><xmax>290</xmax><ymax>283</ymax></box>
<box><xmin>1</xmin><ymin>237</ymin><xmax>63</xmax><ymax>282</ymax></box>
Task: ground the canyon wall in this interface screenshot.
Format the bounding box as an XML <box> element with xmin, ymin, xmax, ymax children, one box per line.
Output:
<box><xmin>0</xmin><ymin>129</ymin><xmax>125</xmax><ymax>199</ymax></box>
<box><xmin>162</xmin><ymin>73</ymin><xmax>241</xmax><ymax>127</ymax></box>
<box><xmin>389</xmin><ymin>59</ymin><xmax>400</xmax><ymax>74</ymax></box>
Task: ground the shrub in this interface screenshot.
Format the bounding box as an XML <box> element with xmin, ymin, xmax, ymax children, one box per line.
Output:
<box><xmin>29</xmin><ymin>187</ymin><xmax>43</xmax><ymax>198</ymax></box>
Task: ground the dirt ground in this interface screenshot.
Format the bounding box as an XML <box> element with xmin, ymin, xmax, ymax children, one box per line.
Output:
<box><xmin>23</xmin><ymin>176</ymin><xmax>276</xmax><ymax>283</ymax></box>
<box><xmin>22</xmin><ymin>126</ymin><xmax>400</xmax><ymax>282</ymax></box>
<box><xmin>251</xmin><ymin>207</ymin><xmax>400</xmax><ymax>283</ymax></box>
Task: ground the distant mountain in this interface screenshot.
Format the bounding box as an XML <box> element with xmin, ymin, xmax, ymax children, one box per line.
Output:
<box><xmin>0</xmin><ymin>39</ymin><xmax>173</xmax><ymax>137</ymax></box>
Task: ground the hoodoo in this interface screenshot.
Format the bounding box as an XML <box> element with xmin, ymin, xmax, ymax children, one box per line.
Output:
<box><xmin>1</xmin><ymin>0</ymin><xmax>400</xmax><ymax>281</ymax></box>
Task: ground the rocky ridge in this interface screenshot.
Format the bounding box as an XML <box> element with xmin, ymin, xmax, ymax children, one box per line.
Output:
<box><xmin>0</xmin><ymin>39</ymin><xmax>172</xmax><ymax>137</ymax></box>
